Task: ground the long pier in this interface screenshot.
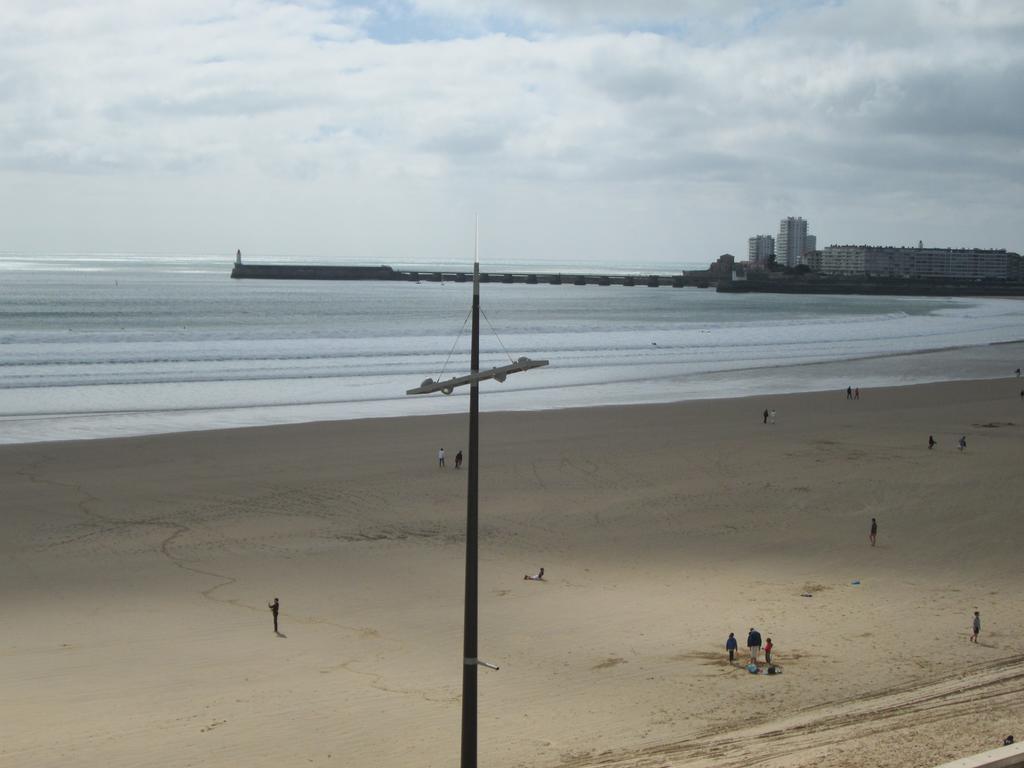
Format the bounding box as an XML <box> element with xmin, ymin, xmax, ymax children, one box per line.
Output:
<box><xmin>230</xmin><ymin>262</ymin><xmax>714</xmax><ymax>288</ymax></box>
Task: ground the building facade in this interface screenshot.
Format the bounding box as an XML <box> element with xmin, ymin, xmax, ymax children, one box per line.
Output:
<box><xmin>818</xmin><ymin>245</ymin><xmax>1019</xmax><ymax>279</ymax></box>
<box><xmin>777</xmin><ymin>217</ymin><xmax>809</xmax><ymax>268</ymax></box>
<box><xmin>747</xmin><ymin>235</ymin><xmax>774</xmax><ymax>269</ymax></box>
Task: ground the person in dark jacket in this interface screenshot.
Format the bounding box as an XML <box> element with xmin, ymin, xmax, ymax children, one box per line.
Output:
<box><xmin>747</xmin><ymin>627</ymin><xmax>762</xmax><ymax>663</ymax></box>
<box><xmin>268</xmin><ymin>597</ymin><xmax>280</xmax><ymax>633</ymax></box>
<box><xmin>726</xmin><ymin>632</ymin><xmax>738</xmax><ymax>662</ymax></box>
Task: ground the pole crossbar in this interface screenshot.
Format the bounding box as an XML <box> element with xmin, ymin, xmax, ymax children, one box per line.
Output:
<box><xmin>406</xmin><ymin>356</ymin><xmax>548</xmax><ymax>395</ymax></box>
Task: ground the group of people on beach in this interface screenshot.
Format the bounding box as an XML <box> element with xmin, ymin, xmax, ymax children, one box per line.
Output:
<box><xmin>928</xmin><ymin>434</ymin><xmax>967</xmax><ymax>450</ymax></box>
<box><xmin>845</xmin><ymin>386</ymin><xmax>860</xmax><ymax>400</ymax></box>
<box><xmin>437</xmin><ymin>448</ymin><xmax>463</xmax><ymax>469</ymax></box>
<box><xmin>726</xmin><ymin>628</ymin><xmax>774</xmax><ymax>666</ymax></box>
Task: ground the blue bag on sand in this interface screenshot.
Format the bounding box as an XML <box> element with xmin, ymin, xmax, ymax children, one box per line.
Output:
<box><xmin>747</xmin><ymin>664</ymin><xmax>758</xmax><ymax>674</ymax></box>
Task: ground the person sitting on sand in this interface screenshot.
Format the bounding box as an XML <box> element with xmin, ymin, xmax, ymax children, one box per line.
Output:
<box><xmin>928</xmin><ymin>435</ymin><xmax>936</xmax><ymax>449</ymax></box>
<box><xmin>1004</xmin><ymin>735</ymin><xmax>1015</xmax><ymax>746</ymax></box>
<box><xmin>524</xmin><ymin>567</ymin><xmax>545</xmax><ymax>581</ymax></box>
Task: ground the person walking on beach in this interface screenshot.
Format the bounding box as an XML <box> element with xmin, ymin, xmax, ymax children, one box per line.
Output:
<box><xmin>438</xmin><ymin>447</ymin><xmax>446</xmax><ymax>468</ymax></box>
<box><xmin>928</xmin><ymin>435</ymin><xmax>936</xmax><ymax>449</ymax></box>
<box><xmin>268</xmin><ymin>597</ymin><xmax>280</xmax><ymax>633</ymax></box>
<box><xmin>454</xmin><ymin>450</ymin><xmax>463</xmax><ymax>469</ymax></box>
<box><xmin>763</xmin><ymin>408</ymin><xmax>769</xmax><ymax>425</ymax></box>
<box><xmin>1016</xmin><ymin>368</ymin><xmax>1021</xmax><ymax>378</ymax></box>
<box><xmin>971</xmin><ymin>610</ymin><xmax>981</xmax><ymax>642</ymax></box>
<box><xmin>769</xmin><ymin>409</ymin><xmax>776</xmax><ymax>425</ymax></box>
<box><xmin>869</xmin><ymin>517</ymin><xmax>878</xmax><ymax>547</ymax></box>
<box><xmin>764</xmin><ymin>637</ymin><xmax>774</xmax><ymax>665</ymax></box>
<box><xmin>726</xmin><ymin>632</ymin><xmax>738</xmax><ymax>663</ymax></box>
<box><xmin>846</xmin><ymin>386</ymin><xmax>853</xmax><ymax>400</ymax></box>
<box><xmin>747</xmin><ymin>627</ymin><xmax>762</xmax><ymax>663</ymax></box>
<box><xmin>854</xmin><ymin>387</ymin><xmax>860</xmax><ymax>400</ymax></box>
<box><xmin>958</xmin><ymin>435</ymin><xmax>967</xmax><ymax>452</ymax></box>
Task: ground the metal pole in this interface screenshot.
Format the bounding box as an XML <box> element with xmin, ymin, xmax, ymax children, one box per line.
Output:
<box><xmin>461</xmin><ymin>250</ymin><xmax>480</xmax><ymax>767</ymax></box>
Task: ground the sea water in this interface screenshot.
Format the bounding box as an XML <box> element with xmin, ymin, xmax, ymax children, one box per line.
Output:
<box><xmin>2</xmin><ymin>253</ymin><xmax>1023</xmax><ymax>444</ymax></box>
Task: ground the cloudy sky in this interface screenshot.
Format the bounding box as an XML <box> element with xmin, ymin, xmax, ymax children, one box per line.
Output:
<box><xmin>1</xmin><ymin>0</ymin><xmax>1021</xmax><ymax>264</ymax></box>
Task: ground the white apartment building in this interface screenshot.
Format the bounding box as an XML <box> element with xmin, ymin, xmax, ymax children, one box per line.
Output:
<box><xmin>819</xmin><ymin>245</ymin><xmax>1015</xmax><ymax>279</ymax></box>
<box><xmin>747</xmin><ymin>235</ymin><xmax>774</xmax><ymax>268</ymax></box>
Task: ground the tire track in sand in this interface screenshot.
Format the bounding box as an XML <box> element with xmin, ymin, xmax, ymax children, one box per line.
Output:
<box><xmin>554</xmin><ymin>655</ymin><xmax>1024</xmax><ymax>767</ymax></box>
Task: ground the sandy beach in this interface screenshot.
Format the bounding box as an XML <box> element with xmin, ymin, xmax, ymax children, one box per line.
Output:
<box><xmin>4</xmin><ymin>367</ymin><xmax>1024</xmax><ymax>767</ymax></box>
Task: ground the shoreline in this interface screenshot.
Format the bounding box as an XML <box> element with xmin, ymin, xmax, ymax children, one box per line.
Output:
<box><xmin>3</xmin><ymin>339</ymin><xmax>1024</xmax><ymax>447</ymax></box>
<box><xmin>1</xmin><ymin>371</ymin><xmax>1021</xmax><ymax>453</ymax></box>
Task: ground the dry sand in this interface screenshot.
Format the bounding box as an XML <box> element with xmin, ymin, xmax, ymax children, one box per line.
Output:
<box><xmin>3</xmin><ymin>369</ymin><xmax>1024</xmax><ymax>767</ymax></box>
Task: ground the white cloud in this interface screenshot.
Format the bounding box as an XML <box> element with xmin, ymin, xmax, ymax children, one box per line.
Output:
<box><xmin>0</xmin><ymin>0</ymin><xmax>1021</xmax><ymax>260</ymax></box>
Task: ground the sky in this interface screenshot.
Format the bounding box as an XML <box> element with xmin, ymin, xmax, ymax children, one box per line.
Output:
<box><xmin>1</xmin><ymin>0</ymin><xmax>1022</xmax><ymax>265</ymax></box>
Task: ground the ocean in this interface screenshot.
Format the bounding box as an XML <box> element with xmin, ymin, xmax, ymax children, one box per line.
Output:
<box><xmin>2</xmin><ymin>252</ymin><xmax>1023</xmax><ymax>445</ymax></box>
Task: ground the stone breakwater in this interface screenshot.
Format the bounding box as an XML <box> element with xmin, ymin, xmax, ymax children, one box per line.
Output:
<box><xmin>230</xmin><ymin>262</ymin><xmax>710</xmax><ymax>287</ymax></box>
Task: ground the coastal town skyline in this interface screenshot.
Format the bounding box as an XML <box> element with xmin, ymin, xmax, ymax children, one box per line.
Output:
<box><xmin>1</xmin><ymin>1</ymin><xmax>1022</xmax><ymax>262</ymax></box>
<box><xmin>742</xmin><ymin>215</ymin><xmax>1022</xmax><ymax>276</ymax></box>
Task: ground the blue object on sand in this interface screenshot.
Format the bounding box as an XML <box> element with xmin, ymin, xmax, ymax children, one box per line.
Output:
<box><xmin>851</xmin><ymin>580</ymin><xmax>861</xmax><ymax>585</ymax></box>
<box><xmin>747</xmin><ymin>663</ymin><xmax>758</xmax><ymax>674</ymax></box>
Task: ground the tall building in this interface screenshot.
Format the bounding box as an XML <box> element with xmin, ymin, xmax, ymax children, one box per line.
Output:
<box><xmin>747</xmin><ymin>235</ymin><xmax>774</xmax><ymax>268</ymax></box>
<box><xmin>777</xmin><ymin>216</ymin><xmax>809</xmax><ymax>268</ymax></box>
